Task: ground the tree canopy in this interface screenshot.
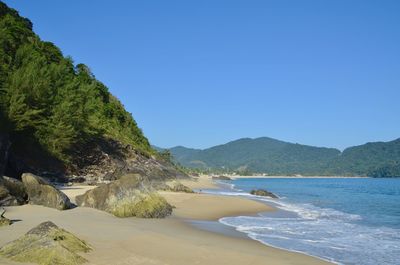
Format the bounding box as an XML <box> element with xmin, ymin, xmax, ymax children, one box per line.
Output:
<box><xmin>0</xmin><ymin>2</ymin><xmax>153</xmax><ymax>163</ymax></box>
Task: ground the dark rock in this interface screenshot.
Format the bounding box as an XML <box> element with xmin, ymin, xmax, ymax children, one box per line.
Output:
<box><xmin>0</xmin><ymin>176</ymin><xmax>27</xmax><ymax>206</ymax></box>
<box><xmin>0</xmin><ymin>221</ymin><xmax>91</xmax><ymax>265</ymax></box>
<box><xmin>21</xmin><ymin>173</ymin><xmax>71</xmax><ymax>210</ymax></box>
<box><xmin>27</xmin><ymin>221</ymin><xmax>59</xmax><ymax>236</ymax></box>
<box><xmin>76</xmin><ymin>174</ymin><xmax>173</xmax><ymax>218</ymax></box>
<box><xmin>250</xmin><ymin>189</ymin><xmax>278</xmax><ymax>198</ymax></box>
<box><xmin>212</xmin><ymin>175</ymin><xmax>232</xmax><ymax>180</ymax></box>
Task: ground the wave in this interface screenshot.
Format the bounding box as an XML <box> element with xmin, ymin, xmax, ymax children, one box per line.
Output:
<box><xmin>203</xmin><ymin>186</ymin><xmax>400</xmax><ymax>265</ymax></box>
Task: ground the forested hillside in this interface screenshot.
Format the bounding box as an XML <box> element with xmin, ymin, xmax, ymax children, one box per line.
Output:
<box><xmin>0</xmin><ymin>2</ymin><xmax>152</xmax><ymax>159</ymax></box>
<box><xmin>168</xmin><ymin>137</ymin><xmax>341</xmax><ymax>175</ymax></box>
<box><xmin>167</xmin><ymin>137</ymin><xmax>400</xmax><ymax>177</ymax></box>
<box><xmin>0</xmin><ymin>2</ymin><xmax>183</xmax><ymax>181</ymax></box>
<box><xmin>330</xmin><ymin>138</ymin><xmax>400</xmax><ymax>177</ymax></box>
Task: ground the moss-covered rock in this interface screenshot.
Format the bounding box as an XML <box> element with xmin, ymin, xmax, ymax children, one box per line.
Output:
<box><xmin>108</xmin><ymin>192</ymin><xmax>173</xmax><ymax>218</ymax></box>
<box><xmin>250</xmin><ymin>189</ymin><xmax>278</xmax><ymax>198</ymax></box>
<box><xmin>0</xmin><ymin>209</ymin><xmax>11</xmax><ymax>227</ymax></box>
<box><xmin>162</xmin><ymin>182</ymin><xmax>194</xmax><ymax>193</ymax></box>
<box><xmin>21</xmin><ymin>173</ymin><xmax>71</xmax><ymax>210</ymax></box>
<box><xmin>76</xmin><ymin>174</ymin><xmax>173</xmax><ymax>218</ymax></box>
<box><xmin>0</xmin><ymin>221</ymin><xmax>91</xmax><ymax>265</ymax></box>
<box><xmin>172</xmin><ymin>183</ymin><xmax>194</xmax><ymax>193</ymax></box>
<box><xmin>0</xmin><ymin>217</ymin><xmax>11</xmax><ymax>227</ymax></box>
<box><xmin>76</xmin><ymin>174</ymin><xmax>142</xmax><ymax>210</ymax></box>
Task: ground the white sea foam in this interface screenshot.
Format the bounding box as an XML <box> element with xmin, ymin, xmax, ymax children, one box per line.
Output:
<box><xmin>204</xmin><ymin>187</ymin><xmax>400</xmax><ymax>265</ymax></box>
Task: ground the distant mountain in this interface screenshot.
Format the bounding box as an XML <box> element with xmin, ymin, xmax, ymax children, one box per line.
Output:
<box><xmin>165</xmin><ymin>137</ymin><xmax>400</xmax><ymax>177</ymax></box>
<box><xmin>168</xmin><ymin>137</ymin><xmax>341</xmax><ymax>175</ymax></box>
<box><xmin>329</xmin><ymin>138</ymin><xmax>400</xmax><ymax>177</ymax></box>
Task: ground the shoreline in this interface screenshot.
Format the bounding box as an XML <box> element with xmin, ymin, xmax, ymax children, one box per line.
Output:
<box><xmin>0</xmin><ymin>176</ymin><xmax>333</xmax><ymax>265</ymax></box>
<box><xmin>228</xmin><ymin>175</ymin><xmax>369</xmax><ymax>179</ymax></box>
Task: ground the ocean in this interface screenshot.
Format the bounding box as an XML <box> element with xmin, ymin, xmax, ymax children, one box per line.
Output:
<box><xmin>206</xmin><ymin>177</ymin><xmax>400</xmax><ymax>265</ymax></box>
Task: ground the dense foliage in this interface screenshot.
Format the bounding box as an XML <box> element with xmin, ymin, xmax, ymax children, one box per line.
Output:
<box><xmin>0</xmin><ymin>2</ymin><xmax>153</xmax><ymax>163</ymax></box>
<box><xmin>168</xmin><ymin>137</ymin><xmax>341</xmax><ymax>175</ymax></box>
<box><xmin>167</xmin><ymin>137</ymin><xmax>400</xmax><ymax>177</ymax></box>
<box><xmin>367</xmin><ymin>163</ymin><xmax>400</xmax><ymax>178</ymax></box>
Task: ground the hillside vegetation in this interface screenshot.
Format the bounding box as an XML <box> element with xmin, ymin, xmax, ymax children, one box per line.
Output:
<box><xmin>0</xmin><ymin>2</ymin><xmax>153</xmax><ymax>166</ymax></box>
<box><xmin>167</xmin><ymin>137</ymin><xmax>400</xmax><ymax>177</ymax></box>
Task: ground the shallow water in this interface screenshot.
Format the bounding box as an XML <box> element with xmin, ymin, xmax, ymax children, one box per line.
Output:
<box><xmin>206</xmin><ymin>178</ymin><xmax>400</xmax><ymax>265</ymax></box>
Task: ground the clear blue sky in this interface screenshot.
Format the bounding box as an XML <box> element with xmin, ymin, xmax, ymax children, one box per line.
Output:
<box><xmin>4</xmin><ymin>0</ymin><xmax>400</xmax><ymax>150</ymax></box>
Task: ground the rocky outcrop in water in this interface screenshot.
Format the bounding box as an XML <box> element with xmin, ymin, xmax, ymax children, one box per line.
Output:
<box><xmin>250</xmin><ymin>189</ymin><xmax>278</xmax><ymax>198</ymax></box>
<box><xmin>0</xmin><ymin>221</ymin><xmax>91</xmax><ymax>265</ymax></box>
<box><xmin>22</xmin><ymin>173</ymin><xmax>71</xmax><ymax>210</ymax></box>
<box><xmin>212</xmin><ymin>175</ymin><xmax>232</xmax><ymax>180</ymax></box>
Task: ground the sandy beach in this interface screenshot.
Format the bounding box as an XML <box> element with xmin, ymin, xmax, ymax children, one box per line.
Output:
<box><xmin>0</xmin><ymin>176</ymin><xmax>333</xmax><ymax>265</ymax></box>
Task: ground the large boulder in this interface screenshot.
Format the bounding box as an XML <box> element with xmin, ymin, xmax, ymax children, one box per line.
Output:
<box><xmin>162</xmin><ymin>182</ymin><xmax>194</xmax><ymax>193</ymax></box>
<box><xmin>0</xmin><ymin>221</ymin><xmax>91</xmax><ymax>265</ymax></box>
<box><xmin>250</xmin><ymin>189</ymin><xmax>278</xmax><ymax>199</ymax></box>
<box><xmin>0</xmin><ymin>176</ymin><xmax>27</xmax><ymax>206</ymax></box>
<box><xmin>76</xmin><ymin>174</ymin><xmax>173</xmax><ymax>218</ymax></box>
<box><xmin>21</xmin><ymin>173</ymin><xmax>71</xmax><ymax>210</ymax></box>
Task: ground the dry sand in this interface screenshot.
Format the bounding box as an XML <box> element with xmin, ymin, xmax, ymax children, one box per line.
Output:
<box><xmin>173</xmin><ymin>174</ymin><xmax>219</xmax><ymax>189</ymax></box>
<box><xmin>0</xmin><ymin>176</ymin><xmax>333</xmax><ymax>265</ymax></box>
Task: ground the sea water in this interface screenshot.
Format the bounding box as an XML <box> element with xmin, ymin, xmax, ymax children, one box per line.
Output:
<box><xmin>206</xmin><ymin>178</ymin><xmax>400</xmax><ymax>265</ymax></box>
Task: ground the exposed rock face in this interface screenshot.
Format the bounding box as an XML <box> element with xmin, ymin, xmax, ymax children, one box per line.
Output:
<box><xmin>0</xmin><ymin>176</ymin><xmax>27</xmax><ymax>206</ymax></box>
<box><xmin>76</xmin><ymin>174</ymin><xmax>173</xmax><ymax>218</ymax></box>
<box><xmin>0</xmin><ymin>134</ymin><xmax>10</xmax><ymax>177</ymax></box>
<box><xmin>3</xmin><ymin>136</ymin><xmax>186</xmax><ymax>185</ymax></box>
<box><xmin>21</xmin><ymin>173</ymin><xmax>71</xmax><ymax>210</ymax></box>
<box><xmin>0</xmin><ymin>221</ymin><xmax>91</xmax><ymax>265</ymax></box>
<box><xmin>70</xmin><ymin>138</ymin><xmax>187</xmax><ymax>183</ymax></box>
<box><xmin>250</xmin><ymin>189</ymin><xmax>278</xmax><ymax>198</ymax></box>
